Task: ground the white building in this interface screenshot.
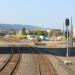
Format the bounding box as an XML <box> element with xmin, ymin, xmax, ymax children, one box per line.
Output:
<box><xmin>73</xmin><ymin>27</ymin><xmax>75</xmax><ymax>38</ymax></box>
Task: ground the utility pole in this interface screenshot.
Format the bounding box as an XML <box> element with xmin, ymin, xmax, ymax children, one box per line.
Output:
<box><xmin>63</xmin><ymin>22</ymin><xmax>65</xmax><ymax>35</ymax></box>
<box><xmin>71</xmin><ymin>17</ymin><xmax>73</xmax><ymax>47</ymax></box>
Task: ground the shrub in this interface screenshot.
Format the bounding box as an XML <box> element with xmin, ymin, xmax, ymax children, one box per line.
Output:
<box><xmin>9</xmin><ymin>34</ymin><xmax>27</xmax><ymax>40</ymax></box>
<box><xmin>73</xmin><ymin>38</ymin><xmax>75</xmax><ymax>42</ymax></box>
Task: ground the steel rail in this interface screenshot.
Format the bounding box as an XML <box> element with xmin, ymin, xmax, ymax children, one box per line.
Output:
<box><xmin>0</xmin><ymin>47</ymin><xmax>21</xmax><ymax>75</ymax></box>
<box><xmin>28</xmin><ymin>47</ymin><xmax>41</xmax><ymax>75</ymax></box>
<box><xmin>29</xmin><ymin>47</ymin><xmax>57</xmax><ymax>75</ymax></box>
<box><xmin>43</xmin><ymin>55</ymin><xmax>58</xmax><ymax>75</ymax></box>
<box><xmin>10</xmin><ymin>47</ymin><xmax>21</xmax><ymax>75</ymax></box>
<box><xmin>0</xmin><ymin>48</ymin><xmax>13</xmax><ymax>71</ymax></box>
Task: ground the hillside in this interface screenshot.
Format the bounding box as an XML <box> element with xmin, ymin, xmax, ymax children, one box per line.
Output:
<box><xmin>0</xmin><ymin>24</ymin><xmax>45</xmax><ymax>31</ymax></box>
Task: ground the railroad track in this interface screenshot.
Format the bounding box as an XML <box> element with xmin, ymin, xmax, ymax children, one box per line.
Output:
<box><xmin>0</xmin><ymin>47</ymin><xmax>21</xmax><ymax>75</ymax></box>
<box><xmin>28</xmin><ymin>47</ymin><xmax>58</xmax><ymax>75</ymax></box>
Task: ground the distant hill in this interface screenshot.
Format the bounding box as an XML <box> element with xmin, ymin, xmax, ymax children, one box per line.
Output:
<box><xmin>0</xmin><ymin>24</ymin><xmax>46</xmax><ymax>31</ymax></box>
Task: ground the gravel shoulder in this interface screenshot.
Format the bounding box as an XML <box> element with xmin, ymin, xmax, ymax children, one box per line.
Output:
<box><xmin>57</xmin><ymin>56</ymin><xmax>75</xmax><ymax>74</ymax></box>
<box><xmin>46</xmin><ymin>54</ymin><xmax>70</xmax><ymax>75</ymax></box>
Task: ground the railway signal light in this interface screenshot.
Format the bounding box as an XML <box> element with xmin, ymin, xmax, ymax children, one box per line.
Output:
<box><xmin>65</xmin><ymin>18</ymin><xmax>69</xmax><ymax>26</ymax></box>
<box><xmin>64</xmin><ymin>18</ymin><xmax>72</xmax><ymax>65</ymax></box>
<box><xmin>65</xmin><ymin>31</ymin><xmax>69</xmax><ymax>38</ymax></box>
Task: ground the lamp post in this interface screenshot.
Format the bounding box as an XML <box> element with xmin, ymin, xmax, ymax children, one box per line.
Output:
<box><xmin>64</xmin><ymin>18</ymin><xmax>72</xmax><ymax>65</ymax></box>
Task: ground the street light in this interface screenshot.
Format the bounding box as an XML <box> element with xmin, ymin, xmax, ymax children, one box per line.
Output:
<box><xmin>64</xmin><ymin>18</ymin><xmax>72</xmax><ymax>65</ymax></box>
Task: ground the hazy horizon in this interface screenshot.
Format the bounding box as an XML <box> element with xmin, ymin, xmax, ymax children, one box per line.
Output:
<box><xmin>0</xmin><ymin>0</ymin><xmax>75</xmax><ymax>29</ymax></box>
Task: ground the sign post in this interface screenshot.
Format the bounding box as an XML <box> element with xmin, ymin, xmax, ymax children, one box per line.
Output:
<box><xmin>64</xmin><ymin>18</ymin><xmax>72</xmax><ymax>65</ymax></box>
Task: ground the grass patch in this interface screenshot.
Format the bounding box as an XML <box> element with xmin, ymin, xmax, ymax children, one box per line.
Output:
<box><xmin>9</xmin><ymin>34</ymin><xmax>27</xmax><ymax>40</ymax></box>
<box><xmin>0</xmin><ymin>42</ymin><xmax>9</xmax><ymax>45</ymax></box>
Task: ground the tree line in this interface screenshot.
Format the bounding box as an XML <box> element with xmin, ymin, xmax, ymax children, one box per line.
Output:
<box><xmin>21</xmin><ymin>28</ymin><xmax>63</xmax><ymax>37</ymax></box>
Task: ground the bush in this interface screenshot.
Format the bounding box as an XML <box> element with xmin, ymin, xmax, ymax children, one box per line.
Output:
<box><xmin>0</xmin><ymin>33</ymin><xmax>6</xmax><ymax>36</ymax></box>
<box><xmin>9</xmin><ymin>34</ymin><xmax>27</xmax><ymax>40</ymax></box>
<box><xmin>73</xmin><ymin>38</ymin><xmax>75</xmax><ymax>42</ymax></box>
<box><xmin>37</xmin><ymin>38</ymin><xmax>41</xmax><ymax>42</ymax></box>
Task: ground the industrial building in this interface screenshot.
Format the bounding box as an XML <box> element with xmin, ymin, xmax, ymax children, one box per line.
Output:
<box><xmin>73</xmin><ymin>27</ymin><xmax>75</xmax><ymax>38</ymax></box>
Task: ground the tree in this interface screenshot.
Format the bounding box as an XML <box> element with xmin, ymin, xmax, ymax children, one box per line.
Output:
<box><xmin>27</xmin><ymin>30</ymin><xmax>48</xmax><ymax>37</ymax></box>
<box><xmin>36</xmin><ymin>30</ymin><xmax>48</xmax><ymax>36</ymax></box>
<box><xmin>22</xmin><ymin>28</ymin><xmax>26</xmax><ymax>35</ymax></box>
<box><xmin>0</xmin><ymin>33</ymin><xmax>6</xmax><ymax>36</ymax></box>
<box><xmin>43</xmin><ymin>31</ymin><xmax>48</xmax><ymax>36</ymax></box>
<box><xmin>49</xmin><ymin>29</ymin><xmax>63</xmax><ymax>37</ymax></box>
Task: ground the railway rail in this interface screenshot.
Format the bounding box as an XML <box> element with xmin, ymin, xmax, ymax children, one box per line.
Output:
<box><xmin>28</xmin><ymin>47</ymin><xmax>58</xmax><ymax>75</ymax></box>
<box><xmin>0</xmin><ymin>47</ymin><xmax>21</xmax><ymax>75</ymax></box>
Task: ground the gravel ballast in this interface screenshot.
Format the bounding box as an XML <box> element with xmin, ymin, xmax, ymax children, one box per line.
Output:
<box><xmin>16</xmin><ymin>54</ymin><xmax>36</xmax><ymax>75</ymax></box>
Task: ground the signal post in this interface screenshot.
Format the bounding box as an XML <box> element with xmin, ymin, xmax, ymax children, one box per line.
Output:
<box><xmin>64</xmin><ymin>18</ymin><xmax>72</xmax><ymax>65</ymax></box>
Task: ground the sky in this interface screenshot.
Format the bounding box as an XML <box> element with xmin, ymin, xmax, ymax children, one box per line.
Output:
<box><xmin>0</xmin><ymin>0</ymin><xmax>75</xmax><ymax>29</ymax></box>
